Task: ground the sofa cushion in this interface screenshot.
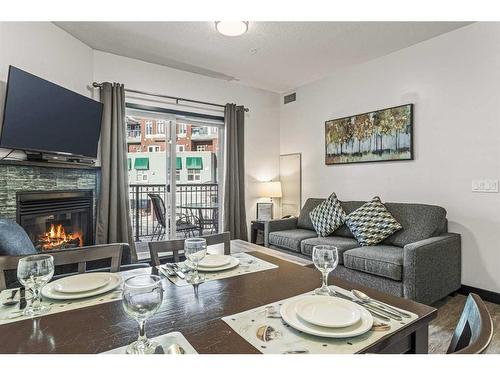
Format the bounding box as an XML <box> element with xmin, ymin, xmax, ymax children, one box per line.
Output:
<box><xmin>268</xmin><ymin>229</ymin><xmax>317</xmax><ymax>253</ymax></box>
<box><xmin>333</xmin><ymin>201</ymin><xmax>365</xmax><ymax>238</ymax></box>
<box><xmin>301</xmin><ymin>236</ymin><xmax>359</xmax><ymax>263</ymax></box>
<box><xmin>297</xmin><ymin>198</ymin><xmax>324</xmax><ymax>230</ymax></box>
<box><xmin>309</xmin><ymin>193</ymin><xmax>346</xmax><ymax>237</ymax></box>
<box><xmin>345</xmin><ymin>197</ymin><xmax>402</xmax><ymax>246</ymax></box>
<box><xmin>382</xmin><ymin>203</ymin><xmax>447</xmax><ymax>247</ymax></box>
<box><xmin>343</xmin><ymin>246</ymin><xmax>404</xmax><ymax>281</ymax></box>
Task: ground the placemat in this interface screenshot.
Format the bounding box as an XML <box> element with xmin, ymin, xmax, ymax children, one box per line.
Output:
<box><xmin>221</xmin><ymin>285</ymin><xmax>419</xmax><ymax>354</ymax></box>
<box><xmin>0</xmin><ymin>268</ymin><xmax>148</xmax><ymax>326</ymax></box>
<box><xmin>158</xmin><ymin>252</ymin><xmax>278</xmax><ymax>286</ymax></box>
<box><xmin>102</xmin><ymin>331</ymin><xmax>197</xmax><ymax>354</ymax></box>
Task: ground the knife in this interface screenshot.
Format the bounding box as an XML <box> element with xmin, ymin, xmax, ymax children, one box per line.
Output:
<box><xmin>19</xmin><ymin>286</ymin><xmax>26</xmax><ymax>310</ymax></box>
<box><xmin>167</xmin><ymin>264</ymin><xmax>185</xmax><ymax>279</ymax></box>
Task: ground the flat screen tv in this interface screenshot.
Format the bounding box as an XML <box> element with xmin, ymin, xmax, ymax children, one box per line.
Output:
<box><xmin>0</xmin><ymin>66</ymin><xmax>103</xmax><ymax>158</ymax></box>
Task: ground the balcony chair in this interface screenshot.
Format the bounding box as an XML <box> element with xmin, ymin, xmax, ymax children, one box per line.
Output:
<box><xmin>148</xmin><ymin>193</ymin><xmax>200</xmax><ymax>240</ymax></box>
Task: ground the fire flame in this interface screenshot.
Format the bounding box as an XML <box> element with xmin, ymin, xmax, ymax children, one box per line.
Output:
<box><xmin>39</xmin><ymin>224</ymin><xmax>83</xmax><ymax>251</ymax></box>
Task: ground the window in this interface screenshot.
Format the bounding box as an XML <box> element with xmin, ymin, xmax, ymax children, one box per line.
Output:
<box><xmin>148</xmin><ymin>146</ymin><xmax>160</xmax><ymax>152</ymax></box>
<box><xmin>145</xmin><ymin>120</ymin><xmax>153</xmax><ymax>135</ymax></box>
<box><xmin>177</xmin><ymin>123</ymin><xmax>187</xmax><ymax>136</ymax></box>
<box><xmin>176</xmin><ymin>144</ymin><xmax>185</xmax><ymax>152</ymax></box>
<box><xmin>187</xmin><ymin>169</ymin><xmax>201</xmax><ymax>181</ymax></box>
<box><xmin>176</xmin><ymin>170</ymin><xmax>180</xmax><ymax>182</ymax></box>
<box><xmin>156</xmin><ymin>121</ymin><xmax>165</xmax><ymax>134</ymax></box>
<box><xmin>196</xmin><ymin>145</ymin><xmax>207</xmax><ymax>152</ymax></box>
<box><xmin>136</xmin><ymin>171</ymin><xmax>148</xmax><ymax>182</ymax></box>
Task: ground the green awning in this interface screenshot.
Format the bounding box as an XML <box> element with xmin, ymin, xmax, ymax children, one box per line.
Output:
<box><xmin>134</xmin><ymin>157</ymin><xmax>149</xmax><ymax>170</ymax></box>
<box><xmin>127</xmin><ymin>158</ymin><xmax>131</xmax><ymax>170</ymax></box>
<box><xmin>186</xmin><ymin>157</ymin><xmax>203</xmax><ymax>170</ymax></box>
<box><xmin>176</xmin><ymin>157</ymin><xmax>182</xmax><ymax>170</ymax></box>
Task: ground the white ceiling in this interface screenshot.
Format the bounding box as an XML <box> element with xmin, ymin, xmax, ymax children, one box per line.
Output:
<box><xmin>55</xmin><ymin>22</ymin><xmax>471</xmax><ymax>93</ymax></box>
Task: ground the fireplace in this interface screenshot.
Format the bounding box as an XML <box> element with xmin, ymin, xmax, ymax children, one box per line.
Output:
<box><xmin>16</xmin><ymin>190</ymin><xmax>93</xmax><ymax>251</ymax></box>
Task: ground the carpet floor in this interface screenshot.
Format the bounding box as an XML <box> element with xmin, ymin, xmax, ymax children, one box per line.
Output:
<box><xmin>429</xmin><ymin>294</ymin><xmax>499</xmax><ymax>354</ymax></box>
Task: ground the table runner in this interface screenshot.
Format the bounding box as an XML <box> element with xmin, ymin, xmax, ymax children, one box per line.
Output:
<box><xmin>102</xmin><ymin>331</ymin><xmax>197</xmax><ymax>354</ymax></box>
<box><xmin>0</xmin><ymin>268</ymin><xmax>148</xmax><ymax>326</ymax></box>
<box><xmin>158</xmin><ymin>252</ymin><xmax>278</xmax><ymax>286</ymax></box>
<box><xmin>221</xmin><ymin>285</ymin><xmax>419</xmax><ymax>354</ymax></box>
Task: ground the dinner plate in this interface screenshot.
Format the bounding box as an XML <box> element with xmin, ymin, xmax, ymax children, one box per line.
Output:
<box><xmin>280</xmin><ymin>295</ymin><xmax>373</xmax><ymax>338</ymax></box>
<box><xmin>53</xmin><ymin>273</ymin><xmax>112</xmax><ymax>293</ymax></box>
<box><xmin>42</xmin><ymin>273</ymin><xmax>122</xmax><ymax>300</ymax></box>
<box><xmin>198</xmin><ymin>254</ymin><xmax>231</xmax><ymax>268</ymax></box>
<box><xmin>294</xmin><ymin>295</ymin><xmax>361</xmax><ymax>328</ymax></box>
<box><xmin>185</xmin><ymin>256</ymin><xmax>240</xmax><ymax>272</ymax></box>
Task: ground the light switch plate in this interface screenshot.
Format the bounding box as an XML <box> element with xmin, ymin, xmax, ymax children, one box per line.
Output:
<box><xmin>472</xmin><ymin>179</ymin><xmax>499</xmax><ymax>193</ymax></box>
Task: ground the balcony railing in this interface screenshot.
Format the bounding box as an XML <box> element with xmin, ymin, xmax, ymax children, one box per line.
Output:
<box><xmin>129</xmin><ymin>183</ymin><xmax>219</xmax><ymax>241</ymax></box>
<box><xmin>127</xmin><ymin>130</ymin><xmax>141</xmax><ymax>142</ymax></box>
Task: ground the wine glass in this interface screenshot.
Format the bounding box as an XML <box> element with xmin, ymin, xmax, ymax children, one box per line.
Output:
<box><xmin>122</xmin><ymin>274</ymin><xmax>163</xmax><ymax>354</ymax></box>
<box><xmin>312</xmin><ymin>245</ymin><xmax>339</xmax><ymax>295</ymax></box>
<box><xmin>184</xmin><ymin>238</ymin><xmax>207</xmax><ymax>284</ymax></box>
<box><xmin>17</xmin><ymin>254</ymin><xmax>54</xmax><ymax>316</ymax></box>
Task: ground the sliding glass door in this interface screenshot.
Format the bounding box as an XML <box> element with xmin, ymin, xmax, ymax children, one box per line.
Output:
<box><xmin>125</xmin><ymin>107</ymin><xmax>224</xmax><ymax>245</ymax></box>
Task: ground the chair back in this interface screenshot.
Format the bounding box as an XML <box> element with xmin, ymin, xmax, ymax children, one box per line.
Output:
<box><xmin>447</xmin><ymin>293</ymin><xmax>493</xmax><ymax>354</ymax></box>
<box><xmin>148</xmin><ymin>231</ymin><xmax>231</xmax><ymax>267</ymax></box>
<box><xmin>0</xmin><ymin>244</ymin><xmax>123</xmax><ymax>290</ymax></box>
<box><xmin>149</xmin><ymin>193</ymin><xmax>167</xmax><ymax>228</ymax></box>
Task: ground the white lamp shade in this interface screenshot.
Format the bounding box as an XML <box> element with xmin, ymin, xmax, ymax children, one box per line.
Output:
<box><xmin>257</xmin><ymin>181</ymin><xmax>282</xmax><ymax>198</ymax></box>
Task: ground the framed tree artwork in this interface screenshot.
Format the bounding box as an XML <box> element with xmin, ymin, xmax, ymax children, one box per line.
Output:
<box><xmin>325</xmin><ymin>104</ymin><xmax>413</xmax><ymax>165</ymax></box>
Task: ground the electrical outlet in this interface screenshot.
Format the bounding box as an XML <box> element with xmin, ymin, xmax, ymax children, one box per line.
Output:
<box><xmin>472</xmin><ymin>179</ymin><xmax>499</xmax><ymax>193</ymax></box>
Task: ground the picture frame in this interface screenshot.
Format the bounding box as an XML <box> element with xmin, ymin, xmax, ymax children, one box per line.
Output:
<box><xmin>325</xmin><ymin>103</ymin><xmax>413</xmax><ymax>165</ymax></box>
<box><xmin>256</xmin><ymin>202</ymin><xmax>273</xmax><ymax>221</ymax></box>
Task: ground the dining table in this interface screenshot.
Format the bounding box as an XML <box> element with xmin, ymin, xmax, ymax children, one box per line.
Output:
<box><xmin>0</xmin><ymin>240</ymin><xmax>437</xmax><ymax>354</ymax></box>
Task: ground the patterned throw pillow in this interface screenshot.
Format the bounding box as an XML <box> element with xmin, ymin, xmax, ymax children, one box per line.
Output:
<box><xmin>309</xmin><ymin>193</ymin><xmax>346</xmax><ymax>237</ymax></box>
<box><xmin>345</xmin><ymin>196</ymin><xmax>402</xmax><ymax>246</ymax></box>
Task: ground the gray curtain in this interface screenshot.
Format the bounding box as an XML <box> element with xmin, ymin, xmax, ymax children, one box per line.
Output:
<box><xmin>95</xmin><ymin>83</ymin><xmax>136</xmax><ymax>260</ymax></box>
<box><xmin>223</xmin><ymin>104</ymin><xmax>248</xmax><ymax>240</ymax></box>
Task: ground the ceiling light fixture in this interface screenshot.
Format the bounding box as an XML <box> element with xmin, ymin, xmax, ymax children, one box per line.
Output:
<box><xmin>215</xmin><ymin>21</ymin><xmax>249</xmax><ymax>37</ymax></box>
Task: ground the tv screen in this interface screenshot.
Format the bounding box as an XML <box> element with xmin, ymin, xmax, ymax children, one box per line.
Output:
<box><xmin>0</xmin><ymin>66</ymin><xmax>103</xmax><ymax>158</ymax></box>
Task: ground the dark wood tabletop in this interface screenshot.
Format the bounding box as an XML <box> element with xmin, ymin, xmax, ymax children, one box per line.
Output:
<box><xmin>0</xmin><ymin>241</ymin><xmax>437</xmax><ymax>354</ymax></box>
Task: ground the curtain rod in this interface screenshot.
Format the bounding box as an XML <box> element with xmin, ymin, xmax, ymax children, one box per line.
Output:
<box><xmin>92</xmin><ymin>82</ymin><xmax>249</xmax><ymax>112</ymax></box>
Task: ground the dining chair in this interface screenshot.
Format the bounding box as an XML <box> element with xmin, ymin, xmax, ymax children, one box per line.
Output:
<box><xmin>0</xmin><ymin>243</ymin><xmax>123</xmax><ymax>290</ymax></box>
<box><xmin>148</xmin><ymin>231</ymin><xmax>231</xmax><ymax>267</ymax></box>
<box><xmin>447</xmin><ymin>293</ymin><xmax>493</xmax><ymax>354</ymax></box>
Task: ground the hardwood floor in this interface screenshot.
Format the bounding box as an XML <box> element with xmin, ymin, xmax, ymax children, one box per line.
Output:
<box><xmin>429</xmin><ymin>294</ymin><xmax>499</xmax><ymax>354</ymax></box>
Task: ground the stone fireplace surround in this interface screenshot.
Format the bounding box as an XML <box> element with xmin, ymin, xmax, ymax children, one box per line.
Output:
<box><xmin>0</xmin><ymin>160</ymin><xmax>100</xmax><ymax>244</ymax></box>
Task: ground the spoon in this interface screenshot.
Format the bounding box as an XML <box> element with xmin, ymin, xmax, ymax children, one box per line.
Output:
<box><xmin>166</xmin><ymin>343</ymin><xmax>186</xmax><ymax>354</ymax></box>
<box><xmin>2</xmin><ymin>289</ymin><xmax>19</xmax><ymax>307</ymax></box>
<box><xmin>351</xmin><ymin>289</ymin><xmax>412</xmax><ymax>318</ymax></box>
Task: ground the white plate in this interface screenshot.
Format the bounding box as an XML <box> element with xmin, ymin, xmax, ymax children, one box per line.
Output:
<box><xmin>185</xmin><ymin>256</ymin><xmax>240</xmax><ymax>272</ymax></box>
<box><xmin>42</xmin><ymin>273</ymin><xmax>122</xmax><ymax>300</ymax></box>
<box><xmin>295</xmin><ymin>295</ymin><xmax>361</xmax><ymax>328</ymax></box>
<box><xmin>53</xmin><ymin>273</ymin><xmax>112</xmax><ymax>293</ymax></box>
<box><xmin>198</xmin><ymin>254</ymin><xmax>231</xmax><ymax>268</ymax></box>
<box><xmin>280</xmin><ymin>295</ymin><xmax>373</xmax><ymax>338</ymax></box>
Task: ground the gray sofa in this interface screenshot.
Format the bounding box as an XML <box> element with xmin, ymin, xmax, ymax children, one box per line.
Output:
<box><xmin>264</xmin><ymin>198</ymin><xmax>461</xmax><ymax>305</ymax></box>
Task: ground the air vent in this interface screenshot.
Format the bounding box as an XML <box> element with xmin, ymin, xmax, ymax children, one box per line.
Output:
<box><xmin>284</xmin><ymin>92</ymin><xmax>296</xmax><ymax>104</ymax></box>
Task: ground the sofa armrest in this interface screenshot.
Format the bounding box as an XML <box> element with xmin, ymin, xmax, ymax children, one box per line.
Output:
<box><xmin>403</xmin><ymin>233</ymin><xmax>461</xmax><ymax>304</ymax></box>
<box><xmin>264</xmin><ymin>217</ymin><xmax>299</xmax><ymax>247</ymax></box>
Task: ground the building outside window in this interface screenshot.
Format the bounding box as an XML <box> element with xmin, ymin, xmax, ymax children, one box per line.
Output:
<box><xmin>196</xmin><ymin>145</ymin><xmax>207</xmax><ymax>151</ymax></box>
<box><xmin>176</xmin><ymin>144</ymin><xmax>185</xmax><ymax>152</ymax></box>
<box><xmin>187</xmin><ymin>169</ymin><xmax>201</xmax><ymax>181</ymax></box>
<box><xmin>136</xmin><ymin>171</ymin><xmax>148</xmax><ymax>182</ymax></box>
<box><xmin>176</xmin><ymin>170</ymin><xmax>180</xmax><ymax>181</ymax></box>
<box><xmin>145</xmin><ymin>120</ymin><xmax>153</xmax><ymax>136</ymax></box>
<box><xmin>148</xmin><ymin>146</ymin><xmax>160</xmax><ymax>152</ymax></box>
<box><xmin>156</xmin><ymin>120</ymin><xmax>165</xmax><ymax>134</ymax></box>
